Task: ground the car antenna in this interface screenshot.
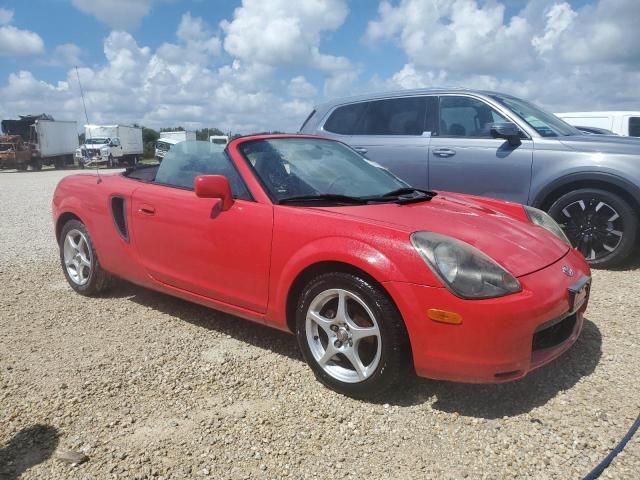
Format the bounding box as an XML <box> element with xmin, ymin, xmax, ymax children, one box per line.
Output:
<box><xmin>75</xmin><ymin>66</ymin><xmax>101</xmax><ymax>184</ymax></box>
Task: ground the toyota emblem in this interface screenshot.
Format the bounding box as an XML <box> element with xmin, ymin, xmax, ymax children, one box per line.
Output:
<box><xmin>562</xmin><ymin>265</ymin><xmax>574</xmax><ymax>277</ymax></box>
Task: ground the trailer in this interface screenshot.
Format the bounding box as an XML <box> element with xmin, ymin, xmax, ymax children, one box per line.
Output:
<box><xmin>77</xmin><ymin>124</ymin><xmax>143</xmax><ymax>167</ymax></box>
<box><xmin>1</xmin><ymin>115</ymin><xmax>78</xmax><ymax>169</ymax></box>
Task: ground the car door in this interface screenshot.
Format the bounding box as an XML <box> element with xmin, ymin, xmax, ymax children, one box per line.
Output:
<box><xmin>130</xmin><ymin>142</ymin><xmax>273</xmax><ymax>313</ymax></box>
<box><xmin>320</xmin><ymin>97</ymin><xmax>436</xmax><ymax>189</ymax></box>
<box><xmin>428</xmin><ymin>95</ymin><xmax>534</xmax><ymax>204</ymax></box>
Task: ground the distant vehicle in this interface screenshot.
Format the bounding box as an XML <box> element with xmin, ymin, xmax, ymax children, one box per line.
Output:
<box><xmin>209</xmin><ymin>135</ymin><xmax>229</xmax><ymax>145</ymax></box>
<box><xmin>556</xmin><ymin>111</ymin><xmax>640</xmax><ymax>137</ymax></box>
<box><xmin>1</xmin><ymin>115</ymin><xmax>78</xmax><ymax>169</ymax></box>
<box><xmin>76</xmin><ymin>124</ymin><xmax>143</xmax><ymax>168</ymax></box>
<box><xmin>53</xmin><ymin>135</ymin><xmax>589</xmax><ymax>398</ymax></box>
<box><xmin>301</xmin><ymin>89</ymin><xmax>640</xmax><ymax>267</ymax></box>
<box><xmin>575</xmin><ymin>126</ymin><xmax>617</xmax><ymax>135</ymax></box>
<box><xmin>155</xmin><ymin>130</ymin><xmax>196</xmax><ymax>160</ymax></box>
<box><xmin>0</xmin><ymin>135</ymin><xmax>33</xmax><ymax>170</ymax></box>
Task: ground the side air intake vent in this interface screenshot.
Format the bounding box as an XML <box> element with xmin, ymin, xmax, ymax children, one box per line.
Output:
<box><xmin>110</xmin><ymin>196</ymin><xmax>129</xmax><ymax>241</ymax></box>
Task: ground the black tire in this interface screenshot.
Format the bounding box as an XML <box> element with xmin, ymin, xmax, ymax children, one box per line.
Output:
<box><xmin>548</xmin><ymin>188</ymin><xmax>638</xmax><ymax>268</ymax></box>
<box><xmin>59</xmin><ymin>219</ymin><xmax>112</xmax><ymax>296</ymax></box>
<box><xmin>54</xmin><ymin>157</ymin><xmax>65</xmax><ymax>169</ymax></box>
<box><xmin>16</xmin><ymin>162</ymin><xmax>27</xmax><ymax>171</ymax></box>
<box><xmin>295</xmin><ymin>272</ymin><xmax>411</xmax><ymax>399</ymax></box>
<box><xmin>31</xmin><ymin>158</ymin><xmax>42</xmax><ymax>171</ymax></box>
<box><xmin>107</xmin><ymin>155</ymin><xmax>114</xmax><ymax>168</ymax></box>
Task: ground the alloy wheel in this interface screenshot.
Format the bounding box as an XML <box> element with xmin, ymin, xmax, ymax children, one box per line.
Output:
<box><xmin>557</xmin><ymin>198</ymin><xmax>623</xmax><ymax>261</ymax></box>
<box><xmin>305</xmin><ymin>288</ymin><xmax>381</xmax><ymax>383</ymax></box>
<box><xmin>63</xmin><ymin>229</ymin><xmax>93</xmax><ymax>286</ymax></box>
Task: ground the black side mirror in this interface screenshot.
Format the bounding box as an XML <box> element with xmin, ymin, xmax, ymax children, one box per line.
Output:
<box><xmin>490</xmin><ymin>122</ymin><xmax>522</xmax><ymax>146</ymax></box>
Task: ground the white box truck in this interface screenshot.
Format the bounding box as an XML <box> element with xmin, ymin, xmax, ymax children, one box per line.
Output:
<box><xmin>155</xmin><ymin>130</ymin><xmax>196</xmax><ymax>160</ymax></box>
<box><xmin>1</xmin><ymin>115</ymin><xmax>78</xmax><ymax>169</ymax></box>
<box><xmin>76</xmin><ymin>124</ymin><xmax>143</xmax><ymax>168</ymax></box>
<box><xmin>556</xmin><ymin>111</ymin><xmax>640</xmax><ymax>137</ymax></box>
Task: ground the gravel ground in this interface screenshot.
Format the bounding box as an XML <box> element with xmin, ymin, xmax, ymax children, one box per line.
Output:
<box><xmin>1</xmin><ymin>168</ymin><xmax>638</xmax><ymax>479</ymax></box>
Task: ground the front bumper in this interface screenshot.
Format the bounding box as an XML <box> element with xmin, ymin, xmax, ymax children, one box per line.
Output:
<box><xmin>384</xmin><ymin>248</ymin><xmax>591</xmax><ymax>383</ymax></box>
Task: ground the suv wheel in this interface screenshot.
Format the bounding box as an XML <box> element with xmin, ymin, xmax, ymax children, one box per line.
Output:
<box><xmin>548</xmin><ymin>188</ymin><xmax>638</xmax><ymax>268</ymax></box>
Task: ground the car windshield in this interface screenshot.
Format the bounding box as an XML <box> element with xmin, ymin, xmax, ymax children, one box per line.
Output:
<box><xmin>238</xmin><ymin>138</ymin><xmax>408</xmax><ymax>204</ymax></box>
<box><xmin>156</xmin><ymin>141</ymin><xmax>172</xmax><ymax>151</ymax></box>
<box><xmin>491</xmin><ymin>95</ymin><xmax>581</xmax><ymax>137</ymax></box>
<box><xmin>85</xmin><ymin>137</ymin><xmax>109</xmax><ymax>144</ymax></box>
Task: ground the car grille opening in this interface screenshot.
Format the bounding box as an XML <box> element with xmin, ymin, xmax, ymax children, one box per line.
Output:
<box><xmin>532</xmin><ymin>313</ymin><xmax>577</xmax><ymax>351</ymax></box>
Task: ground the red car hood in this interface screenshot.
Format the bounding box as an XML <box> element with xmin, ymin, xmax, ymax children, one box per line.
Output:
<box><xmin>318</xmin><ymin>193</ymin><xmax>570</xmax><ymax>278</ymax></box>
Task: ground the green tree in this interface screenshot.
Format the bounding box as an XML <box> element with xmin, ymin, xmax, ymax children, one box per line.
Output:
<box><xmin>141</xmin><ymin>126</ymin><xmax>159</xmax><ymax>159</ymax></box>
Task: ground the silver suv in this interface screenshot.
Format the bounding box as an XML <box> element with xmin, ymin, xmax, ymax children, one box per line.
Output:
<box><xmin>300</xmin><ymin>89</ymin><xmax>640</xmax><ymax>268</ymax></box>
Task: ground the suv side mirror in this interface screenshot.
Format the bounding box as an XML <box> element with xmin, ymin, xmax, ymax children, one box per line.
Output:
<box><xmin>194</xmin><ymin>175</ymin><xmax>234</xmax><ymax>211</ymax></box>
<box><xmin>490</xmin><ymin>122</ymin><xmax>522</xmax><ymax>146</ymax></box>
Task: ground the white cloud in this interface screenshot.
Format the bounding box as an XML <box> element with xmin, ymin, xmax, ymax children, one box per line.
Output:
<box><xmin>71</xmin><ymin>0</ymin><xmax>151</xmax><ymax>30</ymax></box>
<box><xmin>157</xmin><ymin>12</ymin><xmax>221</xmax><ymax>64</ymax></box>
<box><xmin>369</xmin><ymin>0</ymin><xmax>640</xmax><ymax>112</ymax></box>
<box><xmin>44</xmin><ymin>43</ymin><xmax>84</xmax><ymax>66</ymax></box>
<box><xmin>532</xmin><ymin>3</ymin><xmax>576</xmax><ymax>54</ymax></box>
<box><xmin>222</xmin><ymin>0</ymin><xmax>350</xmax><ymax>70</ymax></box>
<box><xmin>288</xmin><ymin>76</ymin><xmax>317</xmax><ymax>98</ymax></box>
<box><xmin>0</xmin><ymin>7</ymin><xmax>13</xmax><ymax>25</ymax></box>
<box><xmin>366</xmin><ymin>0</ymin><xmax>535</xmax><ymax>74</ymax></box>
<box><xmin>0</xmin><ymin>24</ymin><xmax>45</xmax><ymax>56</ymax></box>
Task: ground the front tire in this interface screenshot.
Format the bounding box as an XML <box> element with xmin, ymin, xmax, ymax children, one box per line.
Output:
<box><xmin>548</xmin><ymin>188</ymin><xmax>638</xmax><ymax>268</ymax></box>
<box><xmin>59</xmin><ymin>219</ymin><xmax>112</xmax><ymax>296</ymax></box>
<box><xmin>295</xmin><ymin>272</ymin><xmax>411</xmax><ymax>399</ymax></box>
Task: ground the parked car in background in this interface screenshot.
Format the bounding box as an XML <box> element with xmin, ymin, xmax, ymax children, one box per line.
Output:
<box><xmin>76</xmin><ymin>124</ymin><xmax>143</xmax><ymax>168</ymax></box>
<box><xmin>556</xmin><ymin>111</ymin><xmax>640</xmax><ymax>138</ymax></box>
<box><xmin>301</xmin><ymin>89</ymin><xmax>640</xmax><ymax>267</ymax></box>
<box><xmin>53</xmin><ymin>135</ymin><xmax>590</xmax><ymax>397</ymax></box>
<box><xmin>574</xmin><ymin>126</ymin><xmax>617</xmax><ymax>135</ymax></box>
<box><xmin>1</xmin><ymin>115</ymin><xmax>78</xmax><ymax>169</ymax></box>
<box><xmin>155</xmin><ymin>130</ymin><xmax>196</xmax><ymax>161</ymax></box>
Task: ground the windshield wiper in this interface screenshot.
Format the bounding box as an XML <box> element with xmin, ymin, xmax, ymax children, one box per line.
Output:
<box><xmin>364</xmin><ymin>187</ymin><xmax>437</xmax><ymax>204</ymax></box>
<box><xmin>277</xmin><ymin>194</ymin><xmax>368</xmax><ymax>205</ymax></box>
<box><xmin>379</xmin><ymin>187</ymin><xmax>437</xmax><ymax>198</ymax></box>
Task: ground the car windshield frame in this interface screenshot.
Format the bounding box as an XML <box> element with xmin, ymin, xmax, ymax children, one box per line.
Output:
<box><xmin>490</xmin><ymin>95</ymin><xmax>581</xmax><ymax>138</ymax></box>
<box><xmin>237</xmin><ymin>137</ymin><xmax>411</xmax><ymax>206</ymax></box>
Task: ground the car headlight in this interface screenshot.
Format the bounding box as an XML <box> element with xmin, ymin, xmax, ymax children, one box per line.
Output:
<box><xmin>523</xmin><ymin>206</ymin><xmax>570</xmax><ymax>244</ymax></box>
<box><xmin>411</xmin><ymin>232</ymin><xmax>521</xmax><ymax>299</ymax></box>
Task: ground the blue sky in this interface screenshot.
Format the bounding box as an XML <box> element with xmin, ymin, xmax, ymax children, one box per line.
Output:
<box><xmin>0</xmin><ymin>0</ymin><xmax>637</xmax><ymax>133</ymax></box>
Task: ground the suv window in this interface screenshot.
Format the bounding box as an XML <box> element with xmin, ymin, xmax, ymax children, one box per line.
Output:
<box><xmin>359</xmin><ymin>97</ymin><xmax>427</xmax><ymax>135</ymax></box>
<box><xmin>439</xmin><ymin>96</ymin><xmax>508</xmax><ymax>138</ymax></box>
<box><xmin>324</xmin><ymin>102</ymin><xmax>367</xmax><ymax>135</ymax></box>
<box><xmin>154</xmin><ymin>141</ymin><xmax>251</xmax><ymax>200</ymax></box>
<box><xmin>629</xmin><ymin>117</ymin><xmax>640</xmax><ymax>137</ymax></box>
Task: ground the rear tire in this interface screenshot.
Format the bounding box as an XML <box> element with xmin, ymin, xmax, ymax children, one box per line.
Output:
<box><xmin>54</xmin><ymin>157</ymin><xmax>65</xmax><ymax>169</ymax></box>
<box><xmin>295</xmin><ymin>272</ymin><xmax>411</xmax><ymax>399</ymax></box>
<box><xmin>548</xmin><ymin>188</ymin><xmax>637</xmax><ymax>268</ymax></box>
<box><xmin>59</xmin><ymin>219</ymin><xmax>112</xmax><ymax>296</ymax></box>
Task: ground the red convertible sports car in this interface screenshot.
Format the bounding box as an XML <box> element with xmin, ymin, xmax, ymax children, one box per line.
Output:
<box><xmin>53</xmin><ymin>134</ymin><xmax>591</xmax><ymax>398</ymax></box>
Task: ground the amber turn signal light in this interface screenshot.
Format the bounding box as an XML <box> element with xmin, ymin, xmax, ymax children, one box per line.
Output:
<box><xmin>428</xmin><ymin>309</ymin><xmax>463</xmax><ymax>325</ymax></box>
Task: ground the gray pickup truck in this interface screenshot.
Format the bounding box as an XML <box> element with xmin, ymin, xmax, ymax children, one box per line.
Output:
<box><xmin>300</xmin><ymin>89</ymin><xmax>640</xmax><ymax>267</ymax></box>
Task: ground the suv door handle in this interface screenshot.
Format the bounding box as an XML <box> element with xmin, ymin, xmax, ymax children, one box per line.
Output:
<box><xmin>138</xmin><ymin>204</ymin><xmax>156</xmax><ymax>215</ymax></box>
<box><xmin>432</xmin><ymin>148</ymin><xmax>456</xmax><ymax>158</ymax></box>
<box><xmin>354</xmin><ymin>147</ymin><xmax>368</xmax><ymax>155</ymax></box>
